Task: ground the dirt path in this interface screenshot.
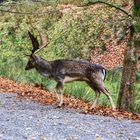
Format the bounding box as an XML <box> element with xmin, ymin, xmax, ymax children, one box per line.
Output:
<box><xmin>0</xmin><ymin>93</ymin><xmax>140</xmax><ymax>140</ymax></box>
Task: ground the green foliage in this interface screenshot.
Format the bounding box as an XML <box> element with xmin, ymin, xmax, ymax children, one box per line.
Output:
<box><xmin>0</xmin><ymin>0</ymin><xmax>129</xmax><ymax>61</ymax></box>
<box><xmin>42</xmin><ymin>7</ymin><xmax>122</xmax><ymax>60</ymax></box>
<box><xmin>44</xmin><ymin>9</ymin><xmax>104</xmax><ymax>60</ymax></box>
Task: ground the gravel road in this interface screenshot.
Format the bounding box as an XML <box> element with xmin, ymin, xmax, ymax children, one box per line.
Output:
<box><xmin>0</xmin><ymin>93</ymin><xmax>140</xmax><ymax>140</ymax></box>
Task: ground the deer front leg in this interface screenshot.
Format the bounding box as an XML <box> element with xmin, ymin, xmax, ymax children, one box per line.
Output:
<box><xmin>56</xmin><ymin>81</ymin><xmax>64</xmax><ymax>107</ymax></box>
<box><xmin>54</xmin><ymin>89</ymin><xmax>60</xmax><ymax>101</ymax></box>
<box><xmin>87</xmin><ymin>82</ymin><xmax>101</xmax><ymax>110</ymax></box>
<box><xmin>90</xmin><ymin>90</ymin><xmax>100</xmax><ymax>110</ymax></box>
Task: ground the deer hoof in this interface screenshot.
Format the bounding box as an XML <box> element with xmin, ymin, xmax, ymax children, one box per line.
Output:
<box><xmin>57</xmin><ymin>103</ymin><xmax>65</xmax><ymax>108</ymax></box>
<box><xmin>89</xmin><ymin>106</ymin><xmax>95</xmax><ymax>110</ymax></box>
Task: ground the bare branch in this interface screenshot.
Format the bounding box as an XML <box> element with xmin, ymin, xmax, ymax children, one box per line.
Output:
<box><xmin>83</xmin><ymin>0</ymin><xmax>133</xmax><ymax>18</ymax></box>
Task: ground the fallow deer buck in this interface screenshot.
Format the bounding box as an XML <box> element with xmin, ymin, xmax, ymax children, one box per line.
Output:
<box><xmin>25</xmin><ymin>30</ymin><xmax>115</xmax><ymax>110</ymax></box>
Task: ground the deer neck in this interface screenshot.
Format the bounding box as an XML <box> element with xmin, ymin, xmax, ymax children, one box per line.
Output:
<box><xmin>34</xmin><ymin>55</ymin><xmax>52</xmax><ymax>77</ymax></box>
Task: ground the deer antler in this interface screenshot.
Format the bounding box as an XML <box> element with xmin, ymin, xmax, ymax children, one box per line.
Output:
<box><xmin>34</xmin><ymin>30</ymin><xmax>48</xmax><ymax>54</ymax></box>
<box><xmin>28</xmin><ymin>31</ymin><xmax>39</xmax><ymax>54</ymax></box>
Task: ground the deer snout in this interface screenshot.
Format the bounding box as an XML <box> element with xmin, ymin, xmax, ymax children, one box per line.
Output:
<box><xmin>25</xmin><ymin>63</ymin><xmax>34</xmax><ymax>70</ymax></box>
<box><xmin>25</xmin><ymin>64</ymin><xmax>31</xmax><ymax>70</ymax></box>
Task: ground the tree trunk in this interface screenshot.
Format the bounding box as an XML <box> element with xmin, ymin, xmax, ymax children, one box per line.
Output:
<box><xmin>117</xmin><ymin>25</ymin><xmax>137</xmax><ymax>111</ymax></box>
<box><xmin>117</xmin><ymin>0</ymin><xmax>140</xmax><ymax>111</ymax></box>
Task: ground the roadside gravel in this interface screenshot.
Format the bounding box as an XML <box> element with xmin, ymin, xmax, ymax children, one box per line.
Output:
<box><xmin>0</xmin><ymin>93</ymin><xmax>140</xmax><ymax>140</ymax></box>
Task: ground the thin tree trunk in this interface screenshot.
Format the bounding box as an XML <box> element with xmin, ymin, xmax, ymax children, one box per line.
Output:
<box><xmin>117</xmin><ymin>0</ymin><xmax>140</xmax><ymax>111</ymax></box>
<box><xmin>117</xmin><ymin>25</ymin><xmax>137</xmax><ymax>111</ymax></box>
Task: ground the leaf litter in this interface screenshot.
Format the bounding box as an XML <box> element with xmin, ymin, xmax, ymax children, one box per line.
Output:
<box><xmin>0</xmin><ymin>77</ymin><xmax>140</xmax><ymax>121</ymax></box>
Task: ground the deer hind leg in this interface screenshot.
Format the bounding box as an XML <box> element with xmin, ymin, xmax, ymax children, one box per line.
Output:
<box><xmin>56</xmin><ymin>81</ymin><xmax>64</xmax><ymax>107</ymax></box>
<box><xmin>100</xmin><ymin>86</ymin><xmax>116</xmax><ymax>110</ymax></box>
<box><xmin>87</xmin><ymin>80</ymin><xmax>115</xmax><ymax>110</ymax></box>
<box><xmin>87</xmin><ymin>82</ymin><xmax>101</xmax><ymax>110</ymax></box>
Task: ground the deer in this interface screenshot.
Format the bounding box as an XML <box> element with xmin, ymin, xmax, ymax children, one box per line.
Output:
<box><xmin>25</xmin><ymin>30</ymin><xmax>116</xmax><ymax>110</ymax></box>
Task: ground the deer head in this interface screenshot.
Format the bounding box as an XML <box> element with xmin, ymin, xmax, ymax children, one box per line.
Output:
<box><xmin>25</xmin><ymin>30</ymin><xmax>48</xmax><ymax>70</ymax></box>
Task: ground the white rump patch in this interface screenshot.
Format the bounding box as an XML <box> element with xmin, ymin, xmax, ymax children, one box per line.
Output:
<box><xmin>102</xmin><ymin>69</ymin><xmax>106</xmax><ymax>81</ymax></box>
